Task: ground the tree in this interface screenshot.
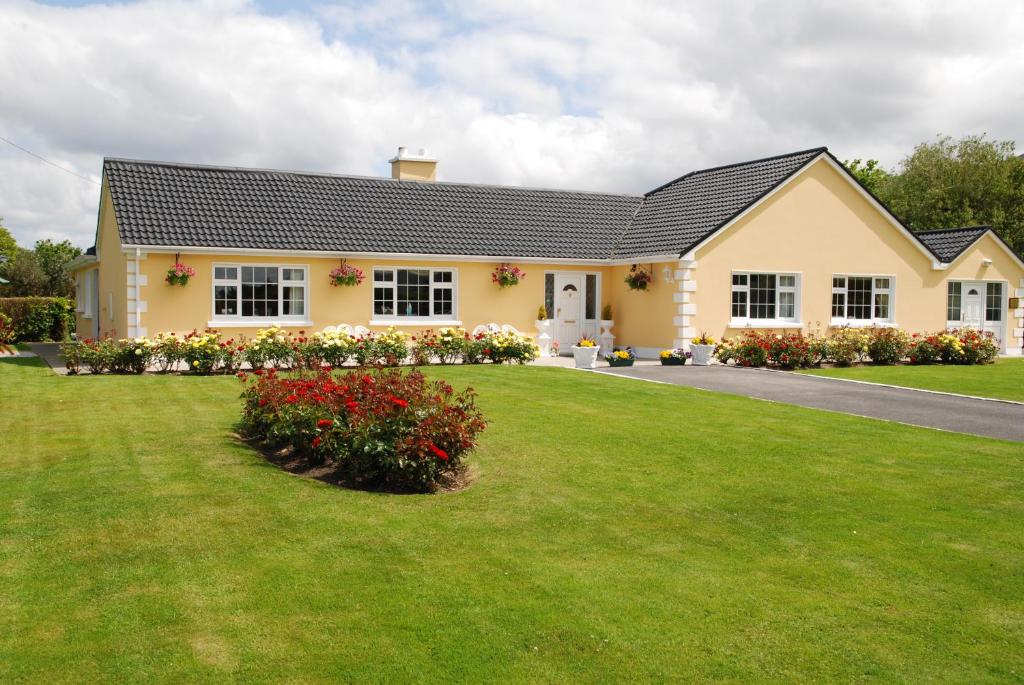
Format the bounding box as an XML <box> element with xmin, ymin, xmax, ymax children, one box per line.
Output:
<box><xmin>33</xmin><ymin>238</ymin><xmax>82</xmax><ymax>297</ymax></box>
<box><xmin>0</xmin><ymin>220</ymin><xmax>18</xmax><ymax>273</ymax></box>
<box><xmin>2</xmin><ymin>249</ymin><xmax>49</xmax><ymax>296</ymax></box>
<box><xmin>876</xmin><ymin>135</ymin><xmax>1024</xmax><ymax>254</ymax></box>
<box><xmin>843</xmin><ymin>158</ymin><xmax>892</xmax><ymax>196</ymax></box>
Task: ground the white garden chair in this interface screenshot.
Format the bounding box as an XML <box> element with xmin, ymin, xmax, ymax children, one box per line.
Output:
<box><xmin>472</xmin><ymin>323</ymin><xmax>502</xmax><ymax>336</ymax></box>
<box><xmin>321</xmin><ymin>325</ymin><xmax>338</xmax><ymax>334</ymax></box>
<box><xmin>501</xmin><ymin>324</ymin><xmax>524</xmax><ymax>336</ymax></box>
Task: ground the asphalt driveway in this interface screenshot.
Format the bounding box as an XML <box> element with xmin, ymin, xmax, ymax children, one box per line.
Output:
<box><xmin>597</xmin><ymin>364</ymin><xmax>1024</xmax><ymax>442</ymax></box>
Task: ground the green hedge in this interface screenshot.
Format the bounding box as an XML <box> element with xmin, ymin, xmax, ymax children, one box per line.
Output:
<box><xmin>0</xmin><ymin>297</ymin><xmax>74</xmax><ymax>342</ymax></box>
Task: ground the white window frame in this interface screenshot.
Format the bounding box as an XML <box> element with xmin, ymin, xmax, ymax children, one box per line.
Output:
<box><xmin>369</xmin><ymin>266</ymin><xmax>460</xmax><ymax>325</ymax></box>
<box><xmin>729</xmin><ymin>271</ymin><xmax>802</xmax><ymax>328</ymax></box>
<box><xmin>831</xmin><ymin>274</ymin><xmax>896</xmax><ymax>327</ymax></box>
<box><xmin>946</xmin><ymin>280</ymin><xmax>1009</xmax><ymax>328</ymax></box>
<box><xmin>208</xmin><ymin>263</ymin><xmax>311</xmax><ymax>327</ymax></box>
<box><xmin>75</xmin><ymin>273</ymin><xmax>84</xmax><ymax>313</ymax></box>
<box><xmin>82</xmin><ymin>271</ymin><xmax>95</xmax><ymax>319</ymax></box>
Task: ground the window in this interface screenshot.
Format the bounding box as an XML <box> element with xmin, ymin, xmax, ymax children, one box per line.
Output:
<box><xmin>947</xmin><ymin>281</ymin><xmax>961</xmax><ymax>322</ymax></box>
<box><xmin>585</xmin><ymin>274</ymin><xmax>598</xmax><ymax>320</ymax></box>
<box><xmin>372</xmin><ymin>267</ymin><xmax>456</xmax><ymax>320</ymax></box>
<box><xmin>986</xmin><ymin>282</ymin><xmax>1003</xmax><ymax>322</ymax></box>
<box><xmin>75</xmin><ymin>274</ymin><xmax>84</xmax><ymax>312</ymax></box>
<box><xmin>212</xmin><ymin>265</ymin><xmax>307</xmax><ymax>321</ymax></box>
<box><xmin>544</xmin><ymin>274</ymin><xmax>554</xmax><ymax>319</ymax></box>
<box><xmin>730</xmin><ymin>272</ymin><xmax>799</xmax><ymax>323</ymax></box>
<box><xmin>82</xmin><ymin>271</ymin><xmax>95</xmax><ymax>318</ymax></box>
<box><xmin>831</xmin><ymin>275</ymin><xmax>894</xmax><ymax>323</ymax></box>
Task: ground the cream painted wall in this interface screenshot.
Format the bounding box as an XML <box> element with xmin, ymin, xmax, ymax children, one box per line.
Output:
<box><xmin>690</xmin><ymin>158</ymin><xmax>1024</xmax><ymax>352</ymax></box>
<box><xmin>137</xmin><ymin>253</ymin><xmax>612</xmax><ymax>340</ymax></box>
<box><xmin>71</xmin><ymin>184</ymin><xmax>127</xmax><ymax>338</ymax></box>
<box><xmin>608</xmin><ymin>262</ymin><xmax>678</xmax><ymax>350</ymax></box>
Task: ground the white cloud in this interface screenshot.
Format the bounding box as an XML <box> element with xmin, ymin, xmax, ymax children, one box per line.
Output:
<box><xmin>0</xmin><ymin>0</ymin><xmax>1022</xmax><ymax>246</ymax></box>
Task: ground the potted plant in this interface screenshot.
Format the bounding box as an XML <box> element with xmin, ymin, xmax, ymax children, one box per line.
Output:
<box><xmin>605</xmin><ymin>347</ymin><xmax>635</xmax><ymax>367</ymax></box>
<box><xmin>624</xmin><ymin>264</ymin><xmax>652</xmax><ymax>291</ymax></box>
<box><xmin>165</xmin><ymin>262</ymin><xmax>196</xmax><ymax>286</ymax></box>
<box><xmin>535</xmin><ymin>305</ymin><xmax>551</xmax><ymax>356</ymax></box>
<box><xmin>492</xmin><ymin>263</ymin><xmax>525</xmax><ymax>288</ymax></box>
<box><xmin>571</xmin><ymin>335</ymin><xmax>600</xmax><ymax>369</ymax></box>
<box><xmin>689</xmin><ymin>332</ymin><xmax>716</xmax><ymax>366</ymax></box>
<box><xmin>659</xmin><ymin>348</ymin><xmax>691</xmax><ymax>366</ymax></box>
<box><xmin>329</xmin><ymin>261</ymin><xmax>365</xmax><ymax>287</ymax></box>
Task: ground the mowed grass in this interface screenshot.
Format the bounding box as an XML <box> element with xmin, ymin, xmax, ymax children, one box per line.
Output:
<box><xmin>1</xmin><ymin>358</ymin><xmax>1023</xmax><ymax>683</ymax></box>
<box><xmin>801</xmin><ymin>357</ymin><xmax>1024</xmax><ymax>402</ymax></box>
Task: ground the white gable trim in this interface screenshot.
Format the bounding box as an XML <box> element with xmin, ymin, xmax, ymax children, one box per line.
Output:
<box><xmin>681</xmin><ymin>153</ymin><xmax>944</xmax><ymax>270</ymax></box>
<box><xmin>936</xmin><ymin>229</ymin><xmax>1024</xmax><ymax>272</ymax></box>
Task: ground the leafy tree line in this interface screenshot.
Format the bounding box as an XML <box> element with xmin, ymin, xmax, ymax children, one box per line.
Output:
<box><xmin>0</xmin><ymin>220</ymin><xmax>82</xmax><ymax>297</ymax></box>
<box><xmin>846</xmin><ymin>134</ymin><xmax>1024</xmax><ymax>255</ymax></box>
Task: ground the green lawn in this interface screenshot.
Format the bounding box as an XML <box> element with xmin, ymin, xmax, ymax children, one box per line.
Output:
<box><xmin>1</xmin><ymin>358</ymin><xmax>1023</xmax><ymax>683</ymax></box>
<box><xmin>801</xmin><ymin>358</ymin><xmax>1024</xmax><ymax>402</ymax></box>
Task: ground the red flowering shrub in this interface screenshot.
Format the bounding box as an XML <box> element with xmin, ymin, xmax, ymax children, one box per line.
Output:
<box><xmin>907</xmin><ymin>333</ymin><xmax>943</xmax><ymax>364</ymax></box>
<box><xmin>239</xmin><ymin>367</ymin><xmax>486</xmax><ymax>493</ymax></box>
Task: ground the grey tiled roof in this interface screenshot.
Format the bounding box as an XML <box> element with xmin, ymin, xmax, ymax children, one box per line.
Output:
<box><xmin>103</xmin><ymin>148</ymin><xmax>844</xmax><ymax>261</ymax></box>
<box><xmin>915</xmin><ymin>227</ymin><xmax>990</xmax><ymax>263</ymax></box>
<box><xmin>615</xmin><ymin>148</ymin><xmax>826</xmax><ymax>258</ymax></box>
<box><xmin>103</xmin><ymin>160</ymin><xmax>642</xmax><ymax>260</ymax></box>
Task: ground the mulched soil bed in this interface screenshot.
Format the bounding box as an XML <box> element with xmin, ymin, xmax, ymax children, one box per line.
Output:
<box><xmin>236</xmin><ymin>433</ymin><xmax>475</xmax><ymax>494</ymax></box>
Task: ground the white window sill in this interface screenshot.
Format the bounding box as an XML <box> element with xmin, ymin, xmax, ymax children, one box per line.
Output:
<box><xmin>81</xmin><ymin>314</ymin><xmax>93</xmax><ymax>320</ymax></box>
<box><xmin>369</xmin><ymin>319</ymin><xmax>463</xmax><ymax>327</ymax></box>
<box><xmin>208</xmin><ymin>319</ymin><xmax>313</xmax><ymax>328</ymax></box>
<box><xmin>830</xmin><ymin>320</ymin><xmax>898</xmax><ymax>328</ymax></box>
<box><xmin>729</xmin><ymin>319</ymin><xmax>803</xmax><ymax>329</ymax></box>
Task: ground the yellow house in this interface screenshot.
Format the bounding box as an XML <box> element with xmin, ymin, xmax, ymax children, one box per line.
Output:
<box><xmin>69</xmin><ymin>146</ymin><xmax>1024</xmax><ymax>357</ymax></box>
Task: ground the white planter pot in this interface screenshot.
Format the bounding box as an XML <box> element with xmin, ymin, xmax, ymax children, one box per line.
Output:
<box><xmin>572</xmin><ymin>345</ymin><xmax>600</xmax><ymax>369</ymax></box>
<box><xmin>689</xmin><ymin>343</ymin><xmax>716</xmax><ymax>366</ymax></box>
<box><xmin>535</xmin><ymin>320</ymin><xmax>552</xmax><ymax>356</ymax></box>
<box><xmin>598</xmin><ymin>319</ymin><xmax>614</xmax><ymax>354</ymax></box>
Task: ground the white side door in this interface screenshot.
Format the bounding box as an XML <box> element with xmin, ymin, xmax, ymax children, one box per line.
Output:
<box><xmin>554</xmin><ymin>273</ymin><xmax>583</xmax><ymax>352</ymax></box>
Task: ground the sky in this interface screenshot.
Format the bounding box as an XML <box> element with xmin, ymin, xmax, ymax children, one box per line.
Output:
<box><xmin>1</xmin><ymin>0</ymin><xmax>1022</xmax><ymax>248</ymax></box>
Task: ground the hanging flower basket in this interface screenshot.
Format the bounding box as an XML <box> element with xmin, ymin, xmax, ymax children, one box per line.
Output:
<box><xmin>625</xmin><ymin>264</ymin><xmax>652</xmax><ymax>291</ymax></box>
<box><xmin>492</xmin><ymin>263</ymin><xmax>525</xmax><ymax>288</ymax></box>
<box><xmin>329</xmin><ymin>262</ymin><xmax>365</xmax><ymax>287</ymax></box>
<box><xmin>165</xmin><ymin>262</ymin><xmax>196</xmax><ymax>286</ymax></box>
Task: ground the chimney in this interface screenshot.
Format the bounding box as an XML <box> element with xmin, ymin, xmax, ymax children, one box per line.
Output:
<box><xmin>389</xmin><ymin>146</ymin><xmax>438</xmax><ymax>182</ymax></box>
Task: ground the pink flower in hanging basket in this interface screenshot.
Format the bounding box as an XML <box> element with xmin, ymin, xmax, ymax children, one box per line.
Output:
<box><xmin>624</xmin><ymin>264</ymin><xmax>652</xmax><ymax>291</ymax></box>
<box><xmin>329</xmin><ymin>263</ymin><xmax>365</xmax><ymax>287</ymax></box>
<box><xmin>492</xmin><ymin>263</ymin><xmax>525</xmax><ymax>288</ymax></box>
<box><xmin>165</xmin><ymin>262</ymin><xmax>196</xmax><ymax>286</ymax></box>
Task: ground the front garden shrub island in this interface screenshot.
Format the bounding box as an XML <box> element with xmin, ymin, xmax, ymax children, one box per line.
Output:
<box><xmin>59</xmin><ymin>325</ymin><xmax>539</xmax><ymax>374</ymax></box>
<box><xmin>239</xmin><ymin>367</ymin><xmax>487</xmax><ymax>493</ymax></box>
<box><xmin>714</xmin><ymin>327</ymin><xmax>999</xmax><ymax>369</ymax></box>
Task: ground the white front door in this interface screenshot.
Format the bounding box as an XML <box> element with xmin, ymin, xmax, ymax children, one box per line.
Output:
<box><xmin>554</xmin><ymin>273</ymin><xmax>583</xmax><ymax>352</ymax></box>
<box><xmin>962</xmin><ymin>285</ymin><xmax>984</xmax><ymax>328</ymax></box>
<box><xmin>959</xmin><ymin>281</ymin><xmax>1005</xmax><ymax>349</ymax></box>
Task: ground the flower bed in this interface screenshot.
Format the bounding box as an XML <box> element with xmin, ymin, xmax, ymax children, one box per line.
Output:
<box><xmin>239</xmin><ymin>367</ymin><xmax>486</xmax><ymax>493</ymax></box>
<box><xmin>60</xmin><ymin>325</ymin><xmax>539</xmax><ymax>374</ymax></box>
<box><xmin>714</xmin><ymin>327</ymin><xmax>999</xmax><ymax>369</ymax></box>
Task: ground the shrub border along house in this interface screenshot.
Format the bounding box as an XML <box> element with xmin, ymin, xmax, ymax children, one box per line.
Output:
<box><xmin>713</xmin><ymin>327</ymin><xmax>1000</xmax><ymax>369</ymax></box>
<box><xmin>59</xmin><ymin>325</ymin><xmax>539</xmax><ymax>375</ymax></box>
